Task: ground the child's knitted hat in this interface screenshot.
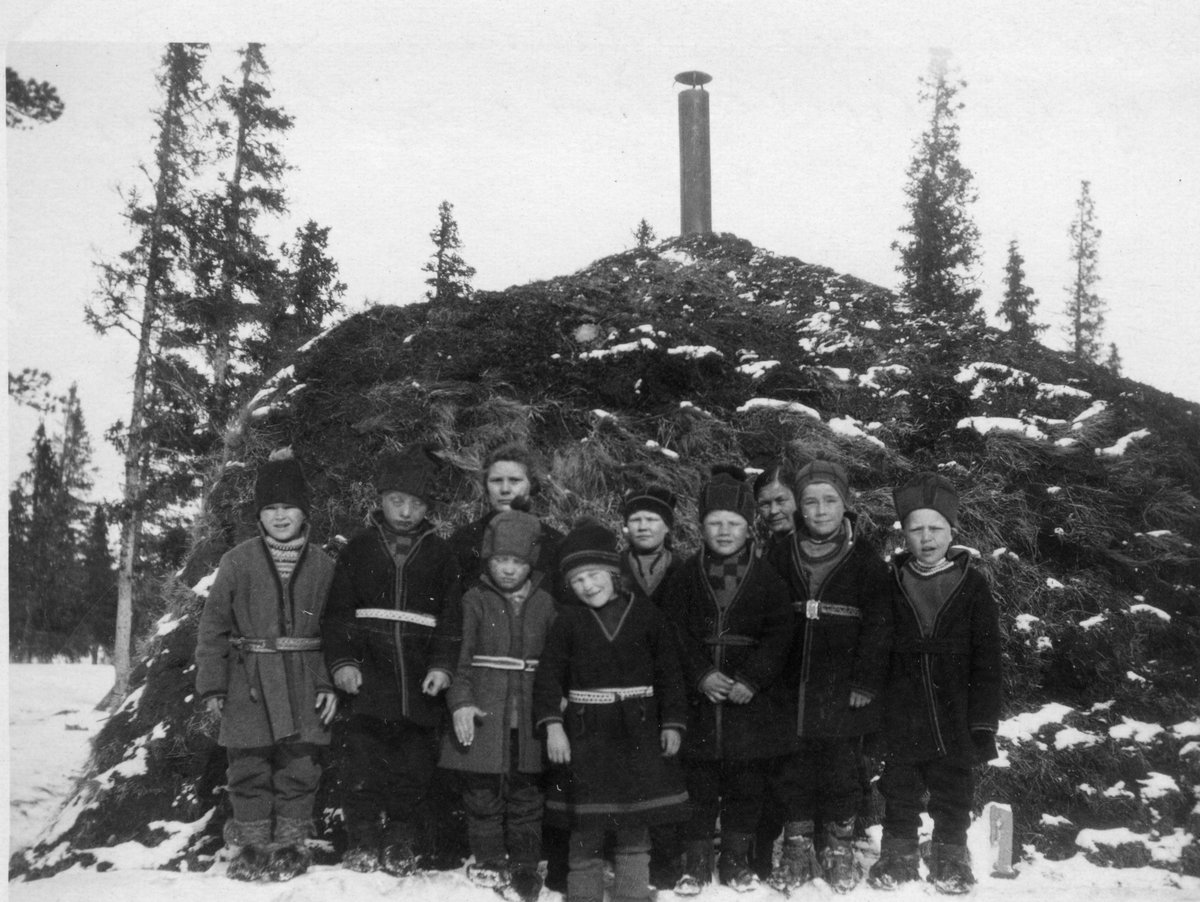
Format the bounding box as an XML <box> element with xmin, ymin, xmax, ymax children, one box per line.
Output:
<box><xmin>481</xmin><ymin>507</ymin><xmax>542</xmax><ymax>564</ymax></box>
<box><xmin>894</xmin><ymin>472</ymin><xmax>959</xmax><ymax>528</ymax></box>
<box><xmin>698</xmin><ymin>464</ymin><xmax>755</xmax><ymax>523</ymax></box>
<box><xmin>374</xmin><ymin>442</ymin><xmax>443</xmax><ymax>503</ymax></box>
<box><xmin>621</xmin><ymin>484</ymin><xmax>677</xmax><ymax>527</ymax></box>
<box><xmin>794</xmin><ymin>459</ymin><xmax>852</xmax><ymax>508</ymax></box>
<box><xmin>255</xmin><ymin>448</ymin><xmax>309</xmax><ymax>515</ymax></box>
<box><xmin>559</xmin><ymin>518</ymin><xmax>622</xmax><ymax>582</ymax></box>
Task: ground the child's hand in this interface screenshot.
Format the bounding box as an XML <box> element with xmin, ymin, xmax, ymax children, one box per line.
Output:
<box><xmin>727</xmin><ymin>680</ymin><xmax>755</xmax><ymax>705</ymax></box>
<box><xmin>205</xmin><ymin>697</ymin><xmax>224</xmax><ymax>719</ymax></box>
<box><xmin>849</xmin><ymin>690</ymin><xmax>873</xmax><ymax>708</ymax></box>
<box><xmin>546</xmin><ymin>722</ymin><xmax>571</xmax><ymax>764</ymax></box>
<box><xmin>333</xmin><ymin>665</ymin><xmax>363</xmax><ymax>695</ymax></box>
<box><xmin>422</xmin><ymin>670</ymin><xmax>451</xmax><ymax>696</ymax></box>
<box><xmin>660</xmin><ymin>728</ymin><xmax>681</xmax><ymax>757</ymax></box>
<box><xmin>453</xmin><ymin>705</ymin><xmax>486</xmax><ymax>746</ymax></box>
<box><xmin>699</xmin><ymin>671</ymin><xmax>734</xmax><ymax>703</ymax></box>
<box><xmin>315</xmin><ymin>691</ymin><xmax>338</xmax><ymax>725</ymax></box>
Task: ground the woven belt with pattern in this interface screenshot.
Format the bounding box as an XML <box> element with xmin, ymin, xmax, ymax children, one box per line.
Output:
<box><xmin>703</xmin><ymin>634</ymin><xmax>758</xmax><ymax>647</ymax></box>
<box><xmin>356</xmin><ymin>608</ymin><xmax>438</xmax><ymax>628</ymax></box>
<box><xmin>230</xmin><ymin>637</ymin><xmax>323</xmax><ymax>653</ymax></box>
<box><xmin>470</xmin><ymin>655</ymin><xmax>539</xmax><ymax>672</ymax></box>
<box><xmin>568</xmin><ymin>686</ymin><xmax>655</xmax><ymax>704</ymax></box>
<box><xmin>795</xmin><ymin>600</ymin><xmax>862</xmax><ymax>620</ymax></box>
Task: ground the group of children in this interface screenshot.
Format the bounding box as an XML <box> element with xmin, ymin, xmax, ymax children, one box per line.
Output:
<box><xmin>195</xmin><ymin>441</ymin><xmax>1002</xmax><ymax>899</ymax></box>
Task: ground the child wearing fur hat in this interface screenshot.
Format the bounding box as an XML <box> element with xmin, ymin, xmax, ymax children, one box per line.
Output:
<box><xmin>440</xmin><ymin>507</ymin><xmax>558</xmax><ymax>902</ymax></box>
<box><xmin>322</xmin><ymin>443</ymin><xmax>463</xmax><ymax>875</ymax></box>
<box><xmin>867</xmin><ymin>473</ymin><xmax>1002</xmax><ymax>896</ymax></box>
<box><xmin>764</xmin><ymin>460</ymin><xmax>892</xmax><ymax>894</ymax></box>
<box><xmin>534</xmin><ymin>519</ymin><xmax>689</xmax><ymax>902</ymax></box>
<box><xmin>195</xmin><ymin>450</ymin><xmax>339</xmax><ymax>882</ymax></box>
<box><xmin>660</xmin><ymin>465</ymin><xmax>796</xmax><ymax>894</ymax></box>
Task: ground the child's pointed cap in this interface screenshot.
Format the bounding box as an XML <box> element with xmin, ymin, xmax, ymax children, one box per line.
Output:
<box><xmin>481</xmin><ymin>503</ymin><xmax>542</xmax><ymax>564</ymax></box>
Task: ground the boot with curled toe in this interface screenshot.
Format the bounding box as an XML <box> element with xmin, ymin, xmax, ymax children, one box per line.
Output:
<box><xmin>929</xmin><ymin>842</ymin><xmax>975</xmax><ymax>895</ymax></box>
<box><xmin>718</xmin><ymin>832</ymin><xmax>760</xmax><ymax>893</ymax></box>
<box><xmin>266</xmin><ymin>816</ymin><xmax>313</xmax><ymax>882</ymax></box>
<box><xmin>224</xmin><ymin>818</ymin><xmax>273</xmax><ymax>881</ymax></box>
<box><xmin>673</xmin><ymin>839</ymin><xmax>712</xmax><ymax>896</ymax></box>
<box><xmin>867</xmin><ymin>832</ymin><xmax>919</xmax><ymax>890</ymax></box>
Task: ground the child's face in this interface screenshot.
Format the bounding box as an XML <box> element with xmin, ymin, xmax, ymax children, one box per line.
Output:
<box><xmin>488</xmin><ymin>554</ymin><xmax>532</xmax><ymax>591</ymax></box>
<box><xmin>486</xmin><ymin>461</ymin><xmax>531</xmax><ymax>512</ymax></box>
<box><xmin>756</xmin><ymin>481</ymin><xmax>797</xmax><ymax>536</ymax></box>
<box><xmin>569</xmin><ymin>568</ymin><xmax>617</xmax><ymax>609</ymax></box>
<box><xmin>380</xmin><ymin>489</ymin><xmax>428</xmax><ymax>533</ymax></box>
<box><xmin>626</xmin><ymin>511</ymin><xmax>669</xmax><ymax>552</ymax></box>
<box><xmin>903</xmin><ymin>508</ymin><xmax>953</xmax><ymax>565</ymax></box>
<box><xmin>799</xmin><ymin>483</ymin><xmax>845</xmax><ymax>539</ymax></box>
<box><xmin>260</xmin><ymin>504</ymin><xmax>305</xmax><ymax>542</ymax></box>
<box><xmin>702</xmin><ymin>511</ymin><xmax>750</xmax><ymax>557</ymax></box>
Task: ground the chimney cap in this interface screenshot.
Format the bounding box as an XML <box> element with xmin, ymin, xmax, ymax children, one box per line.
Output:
<box><xmin>675</xmin><ymin>71</ymin><xmax>712</xmax><ymax>88</ymax></box>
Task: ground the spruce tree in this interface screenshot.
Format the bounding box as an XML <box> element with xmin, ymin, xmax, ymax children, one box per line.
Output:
<box><xmin>80</xmin><ymin>507</ymin><xmax>118</xmax><ymax>663</ymax></box>
<box><xmin>633</xmin><ymin>218</ymin><xmax>657</xmax><ymax>250</ymax></box>
<box><xmin>893</xmin><ymin>54</ymin><xmax>982</xmax><ymax>326</ymax></box>
<box><xmin>1000</xmin><ymin>239</ymin><xmax>1044</xmax><ymax>342</ymax></box>
<box><xmin>423</xmin><ymin>200</ymin><xmax>476</xmax><ymax>303</ymax></box>
<box><xmin>86</xmin><ymin>43</ymin><xmax>211</xmax><ymax>703</ymax></box>
<box><xmin>1104</xmin><ymin>342</ymin><xmax>1123</xmax><ymax>377</ymax></box>
<box><xmin>6</xmin><ymin>66</ymin><xmax>63</xmax><ymax>128</ymax></box>
<box><xmin>1065</xmin><ymin>180</ymin><xmax>1106</xmax><ymax>364</ymax></box>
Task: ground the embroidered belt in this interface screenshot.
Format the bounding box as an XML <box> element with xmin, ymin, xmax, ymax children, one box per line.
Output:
<box><xmin>703</xmin><ymin>634</ymin><xmax>758</xmax><ymax>647</ymax></box>
<box><xmin>796</xmin><ymin>600</ymin><xmax>862</xmax><ymax>620</ymax></box>
<box><xmin>470</xmin><ymin>655</ymin><xmax>539</xmax><ymax>672</ymax></box>
<box><xmin>356</xmin><ymin>608</ymin><xmax>438</xmax><ymax>628</ymax></box>
<box><xmin>568</xmin><ymin>686</ymin><xmax>655</xmax><ymax>704</ymax></box>
<box><xmin>230</xmin><ymin>637</ymin><xmax>322</xmax><ymax>653</ymax></box>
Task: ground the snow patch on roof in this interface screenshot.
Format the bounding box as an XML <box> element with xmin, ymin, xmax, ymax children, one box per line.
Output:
<box><xmin>668</xmin><ymin>345</ymin><xmax>723</xmax><ymax>360</ymax></box>
<box><xmin>1014</xmin><ymin>614</ymin><xmax>1040</xmax><ymax>632</ymax></box>
<box><xmin>1071</xmin><ymin>400</ymin><xmax>1108</xmax><ymax>428</ymax></box>
<box><xmin>296</xmin><ymin>324</ymin><xmax>338</xmax><ymax>354</ymax></box>
<box><xmin>736</xmin><ymin>360</ymin><xmax>780</xmax><ymax>379</ymax></box>
<box><xmin>828</xmin><ymin>416</ymin><xmax>886</xmax><ymax>448</ymax></box>
<box><xmin>1128</xmin><ymin>604</ymin><xmax>1171</xmax><ymax>621</ymax></box>
<box><xmin>1096</xmin><ymin>429</ymin><xmax>1151</xmax><ymax>457</ymax></box>
<box><xmin>1108</xmin><ymin>717</ymin><xmax>1164</xmax><ymax>743</ymax></box>
<box><xmin>579</xmin><ymin>338</ymin><xmax>658</xmax><ymax>360</ymax></box>
<box><xmin>998</xmin><ymin>703</ymin><xmax>1074</xmax><ymax>742</ymax></box>
<box><xmin>957</xmin><ymin>416</ymin><xmax>1047</xmax><ymax>440</ymax></box>
<box><xmin>1054</xmin><ymin>727</ymin><xmax>1101</xmax><ymax>750</ymax></box>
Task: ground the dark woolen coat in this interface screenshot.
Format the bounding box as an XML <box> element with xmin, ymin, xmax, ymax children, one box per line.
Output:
<box><xmin>449</xmin><ymin>511</ymin><xmax>565</xmax><ymax>599</ymax></box>
<box><xmin>438</xmin><ymin>573</ymin><xmax>558</xmax><ymax>775</ymax></box>
<box><xmin>660</xmin><ymin>550</ymin><xmax>796</xmax><ymax>761</ymax></box>
<box><xmin>195</xmin><ymin>530</ymin><xmax>336</xmax><ymax>748</ymax></box>
<box><xmin>882</xmin><ymin>548</ymin><xmax>1003</xmax><ymax>765</ymax></box>
<box><xmin>323</xmin><ymin>514</ymin><xmax>462</xmax><ymax>728</ymax></box>
<box><xmin>767</xmin><ymin>517</ymin><xmax>892</xmax><ymax>738</ymax></box>
<box><xmin>533</xmin><ymin>593</ymin><xmax>690</xmax><ymax>830</ymax></box>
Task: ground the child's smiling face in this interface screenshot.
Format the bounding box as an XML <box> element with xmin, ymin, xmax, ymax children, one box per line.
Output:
<box><xmin>903</xmin><ymin>508</ymin><xmax>953</xmax><ymax>565</ymax></box>
<box><xmin>488</xmin><ymin>554</ymin><xmax>532</xmax><ymax>591</ymax></box>
<box><xmin>259</xmin><ymin>504</ymin><xmax>305</xmax><ymax>542</ymax></box>
<box><xmin>569</xmin><ymin>568</ymin><xmax>617</xmax><ymax>609</ymax></box>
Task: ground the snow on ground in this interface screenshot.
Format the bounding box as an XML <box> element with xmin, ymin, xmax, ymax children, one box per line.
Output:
<box><xmin>9</xmin><ymin>666</ymin><xmax>1200</xmax><ymax>899</ymax></box>
<box><xmin>9</xmin><ymin>664</ymin><xmax>113</xmax><ymax>853</ymax></box>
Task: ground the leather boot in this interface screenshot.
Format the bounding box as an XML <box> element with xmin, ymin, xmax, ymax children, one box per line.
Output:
<box><xmin>380</xmin><ymin>819</ymin><xmax>419</xmax><ymax>877</ymax></box>
<box><xmin>673</xmin><ymin>839</ymin><xmax>713</xmax><ymax>896</ymax></box>
<box><xmin>929</xmin><ymin>842</ymin><xmax>975</xmax><ymax>895</ymax></box>
<box><xmin>820</xmin><ymin>817</ymin><xmax>862</xmax><ymax>893</ymax></box>
<box><xmin>867</xmin><ymin>832</ymin><xmax>920</xmax><ymax>890</ymax></box>
<box><xmin>718</xmin><ymin>832</ymin><xmax>759</xmax><ymax>892</ymax></box>
<box><xmin>766</xmin><ymin>820</ymin><xmax>820</xmax><ymax>893</ymax></box>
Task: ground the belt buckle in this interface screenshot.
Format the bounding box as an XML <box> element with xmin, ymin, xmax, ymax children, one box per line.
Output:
<box><xmin>806</xmin><ymin>600</ymin><xmax>821</xmax><ymax>620</ymax></box>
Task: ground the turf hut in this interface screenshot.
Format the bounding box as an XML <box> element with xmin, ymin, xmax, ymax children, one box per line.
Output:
<box><xmin>12</xmin><ymin>232</ymin><xmax>1200</xmax><ymax>880</ymax></box>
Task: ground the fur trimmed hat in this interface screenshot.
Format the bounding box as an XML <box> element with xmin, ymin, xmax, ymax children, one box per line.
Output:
<box><xmin>481</xmin><ymin>509</ymin><xmax>542</xmax><ymax>564</ymax></box>
<box><xmin>621</xmin><ymin>484</ymin><xmax>676</xmax><ymax>527</ymax></box>
<box><xmin>255</xmin><ymin>448</ymin><xmax>310</xmax><ymax>516</ymax></box>
<box><xmin>559</xmin><ymin>518</ymin><xmax>622</xmax><ymax>581</ymax></box>
<box><xmin>374</xmin><ymin>442</ymin><xmax>444</xmax><ymax>503</ymax></box>
<box><xmin>794</xmin><ymin>459</ymin><xmax>852</xmax><ymax>508</ymax></box>
<box><xmin>699</xmin><ymin>464</ymin><xmax>755</xmax><ymax>524</ymax></box>
<box><xmin>894</xmin><ymin>472</ymin><xmax>959</xmax><ymax>528</ymax></box>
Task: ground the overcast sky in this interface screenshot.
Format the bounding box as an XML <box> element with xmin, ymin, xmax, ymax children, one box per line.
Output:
<box><xmin>6</xmin><ymin>1</ymin><xmax>1199</xmax><ymax>503</ymax></box>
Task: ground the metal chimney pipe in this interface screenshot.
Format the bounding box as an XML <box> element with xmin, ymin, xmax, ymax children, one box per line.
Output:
<box><xmin>676</xmin><ymin>71</ymin><xmax>712</xmax><ymax>236</ymax></box>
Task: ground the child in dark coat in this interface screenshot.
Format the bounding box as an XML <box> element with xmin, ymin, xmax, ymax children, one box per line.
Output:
<box><xmin>661</xmin><ymin>465</ymin><xmax>796</xmax><ymax>894</ymax></box>
<box><xmin>323</xmin><ymin>444</ymin><xmax>463</xmax><ymax>875</ymax></box>
<box><xmin>534</xmin><ymin>519</ymin><xmax>689</xmax><ymax>902</ymax></box>
<box><xmin>195</xmin><ymin>450</ymin><xmax>338</xmax><ymax>882</ymax></box>
<box><xmin>766</xmin><ymin>460</ymin><xmax>891</xmax><ymax>894</ymax></box>
<box><xmin>868</xmin><ymin>473</ymin><xmax>1002</xmax><ymax>896</ymax></box>
<box><xmin>440</xmin><ymin>506</ymin><xmax>558</xmax><ymax>902</ymax></box>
